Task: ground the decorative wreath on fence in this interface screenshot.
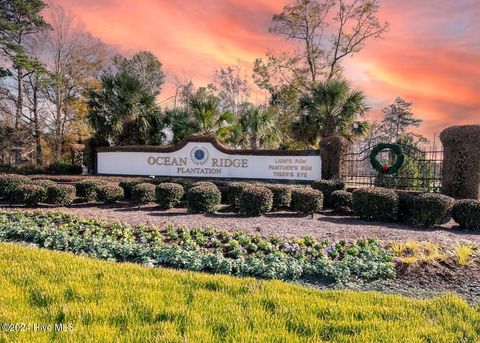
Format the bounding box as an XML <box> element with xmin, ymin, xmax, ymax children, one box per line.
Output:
<box><xmin>369</xmin><ymin>143</ymin><xmax>405</xmax><ymax>174</ymax></box>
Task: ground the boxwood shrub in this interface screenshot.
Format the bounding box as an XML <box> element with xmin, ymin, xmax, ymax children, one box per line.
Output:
<box><xmin>131</xmin><ymin>182</ymin><xmax>156</xmax><ymax>204</ymax></box>
<box><xmin>453</xmin><ymin>199</ymin><xmax>480</xmax><ymax>230</ymax></box>
<box><xmin>75</xmin><ymin>179</ymin><xmax>107</xmax><ymax>201</ymax></box>
<box><xmin>31</xmin><ymin>179</ymin><xmax>55</xmax><ymax>190</ymax></box>
<box><xmin>187</xmin><ymin>184</ymin><xmax>221</xmax><ymax>213</ymax></box>
<box><xmin>46</xmin><ymin>184</ymin><xmax>76</xmax><ymax>206</ymax></box>
<box><xmin>291</xmin><ymin>187</ymin><xmax>323</xmax><ymax>215</ymax></box>
<box><xmin>311</xmin><ymin>179</ymin><xmax>345</xmax><ymax>207</ymax></box>
<box><xmin>238</xmin><ymin>186</ymin><xmax>273</xmax><ymax>216</ymax></box>
<box><xmin>96</xmin><ymin>184</ymin><xmax>124</xmax><ymax>204</ymax></box>
<box><xmin>266</xmin><ymin>184</ymin><xmax>292</xmax><ymax>210</ymax></box>
<box><xmin>13</xmin><ymin>183</ymin><xmax>46</xmax><ymax>206</ymax></box>
<box><xmin>119</xmin><ymin>179</ymin><xmax>145</xmax><ymax>199</ymax></box>
<box><xmin>413</xmin><ymin>193</ymin><xmax>454</xmax><ymax>226</ymax></box>
<box><xmin>0</xmin><ymin>174</ymin><xmax>30</xmax><ymax>200</ymax></box>
<box><xmin>155</xmin><ymin>183</ymin><xmax>184</xmax><ymax>209</ymax></box>
<box><xmin>226</xmin><ymin>182</ymin><xmax>250</xmax><ymax>210</ymax></box>
<box><xmin>352</xmin><ymin>187</ymin><xmax>399</xmax><ymax>222</ymax></box>
<box><xmin>330</xmin><ymin>190</ymin><xmax>353</xmax><ymax>213</ymax></box>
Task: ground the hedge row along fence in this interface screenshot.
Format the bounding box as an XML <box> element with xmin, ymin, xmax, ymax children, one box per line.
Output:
<box><xmin>1</xmin><ymin>174</ymin><xmax>480</xmax><ymax>230</ymax></box>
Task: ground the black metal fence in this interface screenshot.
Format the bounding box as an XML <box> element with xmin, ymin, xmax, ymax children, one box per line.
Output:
<box><xmin>341</xmin><ymin>139</ymin><xmax>443</xmax><ymax>192</ymax></box>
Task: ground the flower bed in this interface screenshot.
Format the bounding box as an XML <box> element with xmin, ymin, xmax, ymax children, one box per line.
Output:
<box><xmin>0</xmin><ymin>211</ymin><xmax>394</xmax><ymax>283</ymax></box>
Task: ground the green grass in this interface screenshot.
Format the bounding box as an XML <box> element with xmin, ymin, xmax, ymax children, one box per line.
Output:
<box><xmin>0</xmin><ymin>243</ymin><xmax>479</xmax><ymax>342</ymax></box>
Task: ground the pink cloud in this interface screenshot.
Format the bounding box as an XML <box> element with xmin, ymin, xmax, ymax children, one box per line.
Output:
<box><xmin>52</xmin><ymin>0</ymin><xmax>480</xmax><ymax>141</ymax></box>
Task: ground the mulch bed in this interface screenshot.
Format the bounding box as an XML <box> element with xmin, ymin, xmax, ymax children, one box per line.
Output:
<box><xmin>2</xmin><ymin>202</ymin><xmax>479</xmax><ymax>245</ymax></box>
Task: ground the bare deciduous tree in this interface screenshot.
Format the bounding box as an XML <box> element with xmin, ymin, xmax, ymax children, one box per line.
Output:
<box><xmin>42</xmin><ymin>2</ymin><xmax>109</xmax><ymax>161</ymax></box>
<box><xmin>262</xmin><ymin>0</ymin><xmax>388</xmax><ymax>89</ymax></box>
<box><xmin>214</xmin><ymin>65</ymin><xmax>250</xmax><ymax>116</ymax></box>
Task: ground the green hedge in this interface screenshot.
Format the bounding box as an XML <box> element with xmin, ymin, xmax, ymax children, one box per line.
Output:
<box><xmin>96</xmin><ymin>184</ymin><xmax>124</xmax><ymax>204</ymax></box>
<box><xmin>330</xmin><ymin>190</ymin><xmax>352</xmax><ymax>213</ymax></box>
<box><xmin>119</xmin><ymin>179</ymin><xmax>145</xmax><ymax>199</ymax></box>
<box><xmin>352</xmin><ymin>188</ymin><xmax>399</xmax><ymax>222</ymax></box>
<box><xmin>266</xmin><ymin>184</ymin><xmax>292</xmax><ymax>210</ymax></box>
<box><xmin>453</xmin><ymin>199</ymin><xmax>480</xmax><ymax>230</ymax></box>
<box><xmin>311</xmin><ymin>180</ymin><xmax>345</xmax><ymax>207</ymax></box>
<box><xmin>76</xmin><ymin>179</ymin><xmax>107</xmax><ymax>201</ymax></box>
<box><xmin>155</xmin><ymin>183</ymin><xmax>184</xmax><ymax>210</ymax></box>
<box><xmin>0</xmin><ymin>174</ymin><xmax>30</xmax><ymax>200</ymax></box>
<box><xmin>291</xmin><ymin>188</ymin><xmax>323</xmax><ymax>215</ymax></box>
<box><xmin>187</xmin><ymin>184</ymin><xmax>221</xmax><ymax>213</ymax></box>
<box><xmin>413</xmin><ymin>193</ymin><xmax>454</xmax><ymax>226</ymax></box>
<box><xmin>46</xmin><ymin>184</ymin><xmax>76</xmax><ymax>206</ymax></box>
<box><xmin>238</xmin><ymin>186</ymin><xmax>273</xmax><ymax>216</ymax></box>
<box><xmin>132</xmin><ymin>183</ymin><xmax>156</xmax><ymax>204</ymax></box>
<box><xmin>191</xmin><ymin>181</ymin><xmax>217</xmax><ymax>188</ymax></box>
<box><xmin>13</xmin><ymin>183</ymin><xmax>46</xmax><ymax>206</ymax></box>
<box><xmin>226</xmin><ymin>182</ymin><xmax>250</xmax><ymax>210</ymax></box>
<box><xmin>47</xmin><ymin>162</ymin><xmax>83</xmax><ymax>175</ymax></box>
<box><xmin>31</xmin><ymin>179</ymin><xmax>55</xmax><ymax>190</ymax></box>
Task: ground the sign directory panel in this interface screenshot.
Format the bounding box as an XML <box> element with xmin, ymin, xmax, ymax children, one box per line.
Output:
<box><xmin>97</xmin><ymin>138</ymin><xmax>321</xmax><ymax>181</ymax></box>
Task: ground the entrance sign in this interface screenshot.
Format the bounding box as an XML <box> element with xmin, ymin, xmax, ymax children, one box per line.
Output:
<box><xmin>96</xmin><ymin>136</ymin><xmax>321</xmax><ymax>181</ymax></box>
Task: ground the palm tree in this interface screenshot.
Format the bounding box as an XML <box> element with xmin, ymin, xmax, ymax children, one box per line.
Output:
<box><xmin>87</xmin><ymin>72</ymin><xmax>161</xmax><ymax>145</ymax></box>
<box><xmin>162</xmin><ymin>108</ymin><xmax>200</xmax><ymax>144</ymax></box>
<box><xmin>190</xmin><ymin>97</ymin><xmax>234</xmax><ymax>140</ymax></box>
<box><xmin>291</xmin><ymin>79</ymin><xmax>369</xmax><ymax>146</ymax></box>
<box><xmin>236</xmin><ymin>106</ymin><xmax>280</xmax><ymax>149</ymax></box>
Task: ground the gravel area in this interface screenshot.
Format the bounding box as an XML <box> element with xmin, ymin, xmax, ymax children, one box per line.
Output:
<box><xmin>3</xmin><ymin>203</ymin><xmax>479</xmax><ymax>245</ymax></box>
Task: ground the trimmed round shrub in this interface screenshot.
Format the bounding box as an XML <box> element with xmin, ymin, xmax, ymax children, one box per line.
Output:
<box><xmin>291</xmin><ymin>187</ymin><xmax>323</xmax><ymax>215</ymax></box>
<box><xmin>0</xmin><ymin>174</ymin><xmax>30</xmax><ymax>200</ymax></box>
<box><xmin>13</xmin><ymin>184</ymin><xmax>46</xmax><ymax>206</ymax></box>
<box><xmin>119</xmin><ymin>179</ymin><xmax>145</xmax><ymax>199</ymax></box>
<box><xmin>226</xmin><ymin>182</ymin><xmax>250</xmax><ymax>210</ymax></box>
<box><xmin>330</xmin><ymin>190</ymin><xmax>353</xmax><ymax>213</ymax></box>
<box><xmin>238</xmin><ymin>186</ymin><xmax>273</xmax><ymax>216</ymax></box>
<box><xmin>453</xmin><ymin>199</ymin><xmax>480</xmax><ymax>230</ymax></box>
<box><xmin>31</xmin><ymin>179</ymin><xmax>55</xmax><ymax>190</ymax></box>
<box><xmin>352</xmin><ymin>187</ymin><xmax>399</xmax><ymax>222</ymax></box>
<box><xmin>266</xmin><ymin>184</ymin><xmax>292</xmax><ymax>210</ymax></box>
<box><xmin>171</xmin><ymin>178</ymin><xmax>195</xmax><ymax>191</ymax></box>
<box><xmin>311</xmin><ymin>179</ymin><xmax>345</xmax><ymax>207</ymax></box>
<box><xmin>186</xmin><ymin>184</ymin><xmax>221</xmax><ymax>213</ymax></box>
<box><xmin>191</xmin><ymin>181</ymin><xmax>217</xmax><ymax>189</ymax></box>
<box><xmin>96</xmin><ymin>184</ymin><xmax>124</xmax><ymax>204</ymax></box>
<box><xmin>155</xmin><ymin>183</ymin><xmax>184</xmax><ymax>210</ymax></box>
<box><xmin>131</xmin><ymin>182</ymin><xmax>156</xmax><ymax>204</ymax></box>
<box><xmin>76</xmin><ymin>179</ymin><xmax>107</xmax><ymax>201</ymax></box>
<box><xmin>46</xmin><ymin>184</ymin><xmax>76</xmax><ymax>206</ymax></box>
<box><xmin>413</xmin><ymin>193</ymin><xmax>454</xmax><ymax>226</ymax></box>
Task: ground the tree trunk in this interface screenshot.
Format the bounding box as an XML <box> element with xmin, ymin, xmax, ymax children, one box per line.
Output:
<box><xmin>323</xmin><ymin>116</ymin><xmax>337</xmax><ymax>137</ymax></box>
<box><xmin>32</xmin><ymin>85</ymin><xmax>43</xmax><ymax>166</ymax></box>
<box><xmin>54</xmin><ymin>85</ymin><xmax>63</xmax><ymax>161</ymax></box>
<box><xmin>14</xmin><ymin>67</ymin><xmax>24</xmax><ymax>164</ymax></box>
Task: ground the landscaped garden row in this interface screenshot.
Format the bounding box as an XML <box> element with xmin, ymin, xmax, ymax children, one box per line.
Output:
<box><xmin>0</xmin><ymin>211</ymin><xmax>477</xmax><ymax>284</ymax></box>
<box><xmin>0</xmin><ymin>211</ymin><xmax>394</xmax><ymax>283</ymax></box>
<box><xmin>1</xmin><ymin>173</ymin><xmax>480</xmax><ymax>230</ymax></box>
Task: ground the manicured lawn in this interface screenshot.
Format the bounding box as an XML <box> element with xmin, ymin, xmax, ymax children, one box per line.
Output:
<box><xmin>0</xmin><ymin>243</ymin><xmax>479</xmax><ymax>342</ymax></box>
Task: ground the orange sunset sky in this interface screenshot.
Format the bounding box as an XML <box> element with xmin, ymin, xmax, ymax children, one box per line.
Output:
<box><xmin>55</xmin><ymin>0</ymin><xmax>480</xmax><ymax>141</ymax></box>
